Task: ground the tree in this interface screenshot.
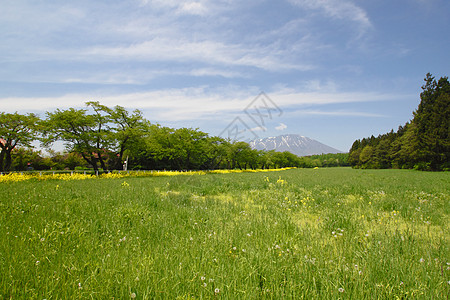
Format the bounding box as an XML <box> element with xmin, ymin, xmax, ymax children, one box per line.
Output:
<box><xmin>359</xmin><ymin>146</ymin><xmax>374</xmax><ymax>168</ymax></box>
<box><xmin>349</xmin><ymin>73</ymin><xmax>449</xmax><ymax>170</ymax></box>
<box><xmin>86</xmin><ymin>102</ymin><xmax>148</xmax><ymax>170</ymax></box>
<box><xmin>0</xmin><ymin>112</ymin><xmax>40</xmax><ymax>172</ymax></box>
<box><xmin>43</xmin><ymin>107</ymin><xmax>111</xmax><ymax>172</ymax></box>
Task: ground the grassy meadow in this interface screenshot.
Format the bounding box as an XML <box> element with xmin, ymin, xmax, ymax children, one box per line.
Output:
<box><xmin>0</xmin><ymin>168</ymin><xmax>449</xmax><ymax>299</ymax></box>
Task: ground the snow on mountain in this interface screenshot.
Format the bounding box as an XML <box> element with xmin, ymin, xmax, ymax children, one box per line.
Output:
<box><xmin>249</xmin><ymin>134</ymin><xmax>342</xmax><ymax>157</ymax></box>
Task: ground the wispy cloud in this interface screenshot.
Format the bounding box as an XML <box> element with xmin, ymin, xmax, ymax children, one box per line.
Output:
<box><xmin>276</xmin><ymin>123</ymin><xmax>288</xmax><ymax>131</ymax></box>
<box><xmin>0</xmin><ymin>88</ymin><xmax>403</xmax><ymax>122</ymax></box>
<box><xmin>289</xmin><ymin>109</ymin><xmax>385</xmax><ymax>118</ymax></box>
<box><xmin>288</xmin><ymin>0</ymin><xmax>371</xmax><ymax>28</ymax></box>
<box><xmin>81</xmin><ymin>38</ymin><xmax>313</xmax><ymax>72</ymax></box>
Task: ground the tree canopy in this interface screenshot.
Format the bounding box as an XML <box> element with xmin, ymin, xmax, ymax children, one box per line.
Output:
<box><xmin>349</xmin><ymin>73</ymin><xmax>449</xmax><ymax>171</ymax></box>
<box><xmin>1</xmin><ymin>102</ymin><xmax>349</xmax><ymax>172</ymax></box>
<box><xmin>0</xmin><ymin>112</ymin><xmax>40</xmax><ymax>172</ymax></box>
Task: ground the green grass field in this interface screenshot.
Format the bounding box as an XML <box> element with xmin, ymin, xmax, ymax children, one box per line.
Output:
<box><xmin>1</xmin><ymin>168</ymin><xmax>449</xmax><ymax>299</ymax></box>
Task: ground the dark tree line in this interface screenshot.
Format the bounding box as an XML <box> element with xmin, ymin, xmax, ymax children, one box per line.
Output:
<box><xmin>349</xmin><ymin>73</ymin><xmax>449</xmax><ymax>171</ymax></box>
<box><xmin>1</xmin><ymin>103</ymin><xmax>348</xmax><ymax>172</ymax></box>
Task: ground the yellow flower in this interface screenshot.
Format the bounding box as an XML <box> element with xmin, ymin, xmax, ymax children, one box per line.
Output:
<box><xmin>121</xmin><ymin>181</ymin><xmax>130</xmax><ymax>187</ymax></box>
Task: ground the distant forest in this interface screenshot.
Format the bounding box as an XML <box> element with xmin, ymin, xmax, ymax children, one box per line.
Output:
<box><xmin>349</xmin><ymin>73</ymin><xmax>449</xmax><ymax>171</ymax></box>
<box><xmin>1</xmin><ymin>102</ymin><xmax>348</xmax><ymax>172</ymax></box>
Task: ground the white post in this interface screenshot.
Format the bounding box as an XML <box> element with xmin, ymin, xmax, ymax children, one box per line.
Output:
<box><xmin>123</xmin><ymin>156</ymin><xmax>129</xmax><ymax>171</ymax></box>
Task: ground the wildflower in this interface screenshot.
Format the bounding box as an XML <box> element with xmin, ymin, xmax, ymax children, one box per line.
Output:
<box><xmin>121</xmin><ymin>181</ymin><xmax>130</xmax><ymax>187</ymax></box>
<box><xmin>419</xmin><ymin>258</ymin><xmax>424</xmax><ymax>263</ymax></box>
<box><xmin>78</xmin><ymin>282</ymin><xmax>82</xmax><ymax>289</ymax></box>
<box><xmin>203</xmin><ymin>283</ymin><xmax>207</xmax><ymax>287</ymax></box>
<box><xmin>242</xmin><ymin>249</ymin><xmax>246</xmax><ymax>252</ymax></box>
<box><xmin>276</xmin><ymin>176</ymin><xmax>287</xmax><ymax>185</ymax></box>
<box><xmin>40</xmin><ymin>238</ymin><xmax>45</xmax><ymax>242</ymax></box>
<box><xmin>209</xmin><ymin>278</ymin><xmax>214</xmax><ymax>282</ymax></box>
<box><xmin>36</xmin><ymin>260</ymin><xmax>40</xmax><ymax>265</ymax></box>
<box><xmin>131</xmin><ymin>292</ymin><xmax>136</xmax><ymax>298</ymax></box>
<box><xmin>201</xmin><ymin>276</ymin><xmax>206</xmax><ymax>281</ymax></box>
<box><xmin>338</xmin><ymin>287</ymin><xmax>344</xmax><ymax>293</ymax></box>
<box><xmin>215</xmin><ymin>288</ymin><xmax>220</xmax><ymax>294</ymax></box>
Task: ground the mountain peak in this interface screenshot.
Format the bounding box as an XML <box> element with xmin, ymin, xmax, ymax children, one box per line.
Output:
<box><xmin>249</xmin><ymin>134</ymin><xmax>342</xmax><ymax>157</ymax></box>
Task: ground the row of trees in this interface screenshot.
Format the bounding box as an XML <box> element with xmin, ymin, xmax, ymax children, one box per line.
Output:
<box><xmin>7</xmin><ymin>145</ymin><xmax>348</xmax><ymax>172</ymax></box>
<box><xmin>349</xmin><ymin>73</ymin><xmax>449</xmax><ymax>171</ymax></box>
<box><xmin>1</xmin><ymin>102</ymin><xmax>349</xmax><ymax>172</ymax></box>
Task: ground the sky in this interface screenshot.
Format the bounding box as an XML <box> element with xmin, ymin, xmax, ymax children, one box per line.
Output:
<box><xmin>1</xmin><ymin>0</ymin><xmax>449</xmax><ymax>152</ymax></box>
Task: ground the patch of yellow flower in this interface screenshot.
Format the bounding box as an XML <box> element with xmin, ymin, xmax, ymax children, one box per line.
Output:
<box><xmin>276</xmin><ymin>176</ymin><xmax>287</xmax><ymax>186</ymax></box>
<box><xmin>0</xmin><ymin>167</ymin><xmax>296</xmax><ymax>183</ymax></box>
<box><xmin>211</xmin><ymin>167</ymin><xmax>295</xmax><ymax>174</ymax></box>
<box><xmin>121</xmin><ymin>181</ymin><xmax>130</xmax><ymax>187</ymax></box>
<box><xmin>0</xmin><ymin>173</ymin><xmax>30</xmax><ymax>183</ymax></box>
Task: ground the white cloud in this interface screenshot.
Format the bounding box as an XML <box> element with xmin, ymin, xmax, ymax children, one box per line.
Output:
<box><xmin>289</xmin><ymin>109</ymin><xmax>385</xmax><ymax>118</ymax></box>
<box><xmin>249</xmin><ymin>126</ymin><xmax>267</xmax><ymax>132</ymax></box>
<box><xmin>81</xmin><ymin>38</ymin><xmax>313</xmax><ymax>72</ymax></box>
<box><xmin>0</xmin><ymin>88</ymin><xmax>406</xmax><ymax>122</ymax></box>
<box><xmin>275</xmin><ymin>123</ymin><xmax>288</xmax><ymax>131</ymax></box>
<box><xmin>288</xmin><ymin>0</ymin><xmax>372</xmax><ymax>34</ymax></box>
<box><xmin>190</xmin><ymin>68</ymin><xmax>248</xmax><ymax>78</ymax></box>
<box><xmin>178</xmin><ymin>2</ymin><xmax>208</xmax><ymax>15</ymax></box>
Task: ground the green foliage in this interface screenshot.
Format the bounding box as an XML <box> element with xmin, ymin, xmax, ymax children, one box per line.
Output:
<box><xmin>1</xmin><ymin>168</ymin><xmax>448</xmax><ymax>298</ymax></box>
<box><xmin>9</xmin><ymin>149</ymin><xmax>88</xmax><ymax>171</ymax></box>
<box><xmin>349</xmin><ymin>73</ymin><xmax>449</xmax><ymax>171</ymax></box>
<box><xmin>43</xmin><ymin>103</ymin><xmax>147</xmax><ymax>172</ymax></box>
<box><xmin>0</xmin><ymin>112</ymin><xmax>40</xmax><ymax>172</ymax></box>
<box><xmin>2</xmin><ymin>102</ymin><xmax>348</xmax><ymax>172</ymax></box>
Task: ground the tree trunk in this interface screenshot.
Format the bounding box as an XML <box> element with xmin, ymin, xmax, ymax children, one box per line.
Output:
<box><xmin>81</xmin><ymin>153</ymin><xmax>99</xmax><ymax>172</ymax></box>
<box><xmin>98</xmin><ymin>153</ymin><xmax>108</xmax><ymax>171</ymax></box>
<box><xmin>0</xmin><ymin>150</ymin><xmax>4</xmax><ymax>172</ymax></box>
<box><xmin>4</xmin><ymin>150</ymin><xmax>12</xmax><ymax>172</ymax></box>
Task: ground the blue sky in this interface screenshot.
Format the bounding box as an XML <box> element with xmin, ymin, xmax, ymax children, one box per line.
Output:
<box><xmin>1</xmin><ymin>0</ymin><xmax>449</xmax><ymax>151</ymax></box>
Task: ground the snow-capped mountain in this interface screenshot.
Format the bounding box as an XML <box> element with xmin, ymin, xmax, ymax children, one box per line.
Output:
<box><xmin>249</xmin><ymin>134</ymin><xmax>342</xmax><ymax>157</ymax></box>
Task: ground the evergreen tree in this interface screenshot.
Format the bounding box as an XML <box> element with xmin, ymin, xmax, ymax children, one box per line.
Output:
<box><xmin>349</xmin><ymin>73</ymin><xmax>449</xmax><ymax>171</ymax></box>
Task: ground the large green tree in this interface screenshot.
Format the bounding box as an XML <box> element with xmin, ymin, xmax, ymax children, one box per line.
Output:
<box><xmin>43</xmin><ymin>107</ymin><xmax>110</xmax><ymax>172</ymax></box>
<box><xmin>85</xmin><ymin>101</ymin><xmax>147</xmax><ymax>170</ymax></box>
<box><xmin>44</xmin><ymin>102</ymin><xmax>148</xmax><ymax>172</ymax></box>
<box><xmin>0</xmin><ymin>112</ymin><xmax>40</xmax><ymax>172</ymax></box>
